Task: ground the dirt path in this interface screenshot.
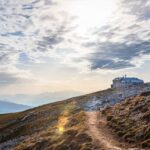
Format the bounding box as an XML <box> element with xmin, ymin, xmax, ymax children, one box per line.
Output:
<box><xmin>86</xmin><ymin>111</ymin><xmax>139</xmax><ymax>150</ymax></box>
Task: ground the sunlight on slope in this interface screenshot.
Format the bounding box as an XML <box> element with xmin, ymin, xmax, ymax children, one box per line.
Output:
<box><xmin>58</xmin><ymin>116</ymin><xmax>68</xmax><ymax>134</ymax></box>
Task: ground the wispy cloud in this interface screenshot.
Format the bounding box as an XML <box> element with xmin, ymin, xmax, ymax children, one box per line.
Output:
<box><xmin>0</xmin><ymin>0</ymin><xmax>150</xmax><ymax>88</ymax></box>
<box><xmin>82</xmin><ymin>0</ymin><xmax>150</xmax><ymax>70</ymax></box>
<box><xmin>0</xmin><ymin>0</ymin><xmax>75</xmax><ymax>85</ymax></box>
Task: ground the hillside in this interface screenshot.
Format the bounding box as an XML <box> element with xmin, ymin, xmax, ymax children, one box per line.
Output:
<box><xmin>0</xmin><ymin>101</ymin><xmax>31</xmax><ymax>114</ymax></box>
<box><xmin>0</xmin><ymin>97</ymin><xmax>96</xmax><ymax>150</ymax></box>
<box><xmin>103</xmin><ymin>91</ymin><xmax>150</xmax><ymax>148</ymax></box>
<box><xmin>0</xmin><ymin>84</ymin><xmax>150</xmax><ymax>150</ymax></box>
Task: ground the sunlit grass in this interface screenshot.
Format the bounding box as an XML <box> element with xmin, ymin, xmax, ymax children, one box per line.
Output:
<box><xmin>57</xmin><ymin>115</ymin><xmax>68</xmax><ymax>134</ymax></box>
<box><xmin>58</xmin><ymin>126</ymin><xmax>65</xmax><ymax>133</ymax></box>
<box><xmin>57</xmin><ymin>102</ymin><xmax>77</xmax><ymax>134</ymax></box>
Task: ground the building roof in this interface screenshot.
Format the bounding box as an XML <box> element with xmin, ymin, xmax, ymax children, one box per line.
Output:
<box><xmin>113</xmin><ymin>77</ymin><xmax>144</xmax><ymax>83</ymax></box>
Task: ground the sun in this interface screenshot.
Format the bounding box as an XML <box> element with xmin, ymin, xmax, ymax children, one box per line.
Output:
<box><xmin>68</xmin><ymin>0</ymin><xmax>117</xmax><ymax>34</ymax></box>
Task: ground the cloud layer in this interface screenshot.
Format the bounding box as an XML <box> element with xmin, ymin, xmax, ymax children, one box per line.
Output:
<box><xmin>83</xmin><ymin>0</ymin><xmax>150</xmax><ymax>70</ymax></box>
<box><xmin>0</xmin><ymin>0</ymin><xmax>150</xmax><ymax>87</ymax></box>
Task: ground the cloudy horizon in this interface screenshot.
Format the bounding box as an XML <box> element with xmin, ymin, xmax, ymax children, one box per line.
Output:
<box><xmin>0</xmin><ymin>0</ymin><xmax>150</xmax><ymax>105</ymax></box>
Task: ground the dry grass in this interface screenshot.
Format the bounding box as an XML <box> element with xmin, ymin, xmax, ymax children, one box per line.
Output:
<box><xmin>103</xmin><ymin>91</ymin><xmax>150</xmax><ymax>148</ymax></box>
<box><xmin>1</xmin><ymin>87</ymin><xmax>148</xmax><ymax>149</ymax></box>
<box><xmin>0</xmin><ymin>99</ymin><xmax>96</xmax><ymax>150</ymax></box>
<box><xmin>12</xmin><ymin>102</ymin><xmax>94</xmax><ymax>150</ymax></box>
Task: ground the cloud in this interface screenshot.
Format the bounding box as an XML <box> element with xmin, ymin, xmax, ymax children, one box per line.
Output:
<box><xmin>0</xmin><ymin>72</ymin><xmax>19</xmax><ymax>85</ymax></box>
<box><xmin>86</xmin><ymin>41</ymin><xmax>150</xmax><ymax>70</ymax></box>
<box><xmin>36</xmin><ymin>35</ymin><xmax>63</xmax><ymax>51</ymax></box>
<box><xmin>81</xmin><ymin>0</ymin><xmax>150</xmax><ymax>70</ymax></box>
<box><xmin>0</xmin><ymin>0</ymin><xmax>150</xmax><ymax>84</ymax></box>
<box><xmin>121</xmin><ymin>0</ymin><xmax>150</xmax><ymax>20</ymax></box>
<box><xmin>0</xmin><ymin>0</ymin><xmax>76</xmax><ymax>86</ymax></box>
<box><xmin>0</xmin><ymin>68</ymin><xmax>34</xmax><ymax>86</ymax></box>
<box><xmin>0</xmin><ymin>0</ymin><xmax>73</xmax><ymax>54</ymax></box>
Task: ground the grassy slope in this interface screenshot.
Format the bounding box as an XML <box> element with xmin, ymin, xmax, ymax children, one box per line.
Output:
<box><xmin>0</xmin><ymin>89</ymin><xmax>111</xmax><ymax>150</ymax></box>
<box><xmin>0</xmin><ymin>101</ymin><xmax>94</xmax><ymax>150</ymax></box>
<box><xmin>1</xmin><ymin>87</ymin><xmax>149</xmax><ymax>149</ymax></box>
<box><xmin>103</xmin><ymin>91</ymin><xmax>150</xmax><ymax>148</ymax></box>
<box><xmin>0</xmin><ymin>88</ymin><xmax>113</xmax><ymax>131</ymax></box>
<box><xmin>13</xmin><ymin>102</ymin><xmax>94</xmax><ymax>150</ymax></box>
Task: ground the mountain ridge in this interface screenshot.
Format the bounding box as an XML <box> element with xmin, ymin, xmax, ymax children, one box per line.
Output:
<box><xmin>0</xmin><ymin>101</ymin><xmax>31</xmax><ymax>114</ymax></box>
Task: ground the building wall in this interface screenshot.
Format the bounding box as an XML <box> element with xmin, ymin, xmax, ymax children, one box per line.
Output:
<box><xmin>111</xmin><ymin>78</ymin><xmax>144</xmax><ymax>88</ymax></box>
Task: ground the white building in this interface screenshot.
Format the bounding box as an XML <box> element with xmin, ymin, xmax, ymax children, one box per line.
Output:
<box><xmin>111</xmin><ymin>76</ymin><xmax>144</xmax><ymax>88</ymax></box>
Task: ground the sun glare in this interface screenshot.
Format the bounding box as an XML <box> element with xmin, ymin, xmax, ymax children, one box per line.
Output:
<box><xmin>57</xmin><ymin>115</ymin><xmax>68</xmax><ymax>134</ymax></box>
<box><xmin>58</xmin><ymin>126</ymin><xmax>65</xmax><ymax>133</ymax></box>
<box><xmin>70</xmin><ymin>0</ymin><xmax>117</xmax><ymax>34</ymax></box>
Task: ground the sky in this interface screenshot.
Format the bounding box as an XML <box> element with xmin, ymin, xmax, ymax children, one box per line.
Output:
<box><xmin>0</xmin><ymin>0</ymin><xmax>150</xmax><ymax>105</ymax></box>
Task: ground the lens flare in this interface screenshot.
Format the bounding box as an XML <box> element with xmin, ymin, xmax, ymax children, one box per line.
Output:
<box><xmin>57</xmin><ymin>103</ymin><xmax>76</xmax><ymax>134</ymax></box>
<box><xmin>57</xmin><ymin>116</ymin><xmax>68</xmax><ymax>134</ymax></box>
<box><xmin>58</xmin><ymin>126</ymin><xmax>65</xmax><ymax>133</ymax></box>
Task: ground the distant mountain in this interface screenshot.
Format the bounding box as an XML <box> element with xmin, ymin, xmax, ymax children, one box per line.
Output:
<box><xmin>0</xmin><ymin>91</ymin><xmax>83</xmax><ymax>106</ymax></box>
<box><xmin>0</xmin><ymin>101</ymin><xmax>31</xmax><ymax>114</ymax></box>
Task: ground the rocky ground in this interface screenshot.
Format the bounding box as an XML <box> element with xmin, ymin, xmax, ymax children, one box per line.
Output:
<box><xmin>103</xmin><ymin>91</ymin><xmax>150</xmax><ymax>149</ymax></box>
